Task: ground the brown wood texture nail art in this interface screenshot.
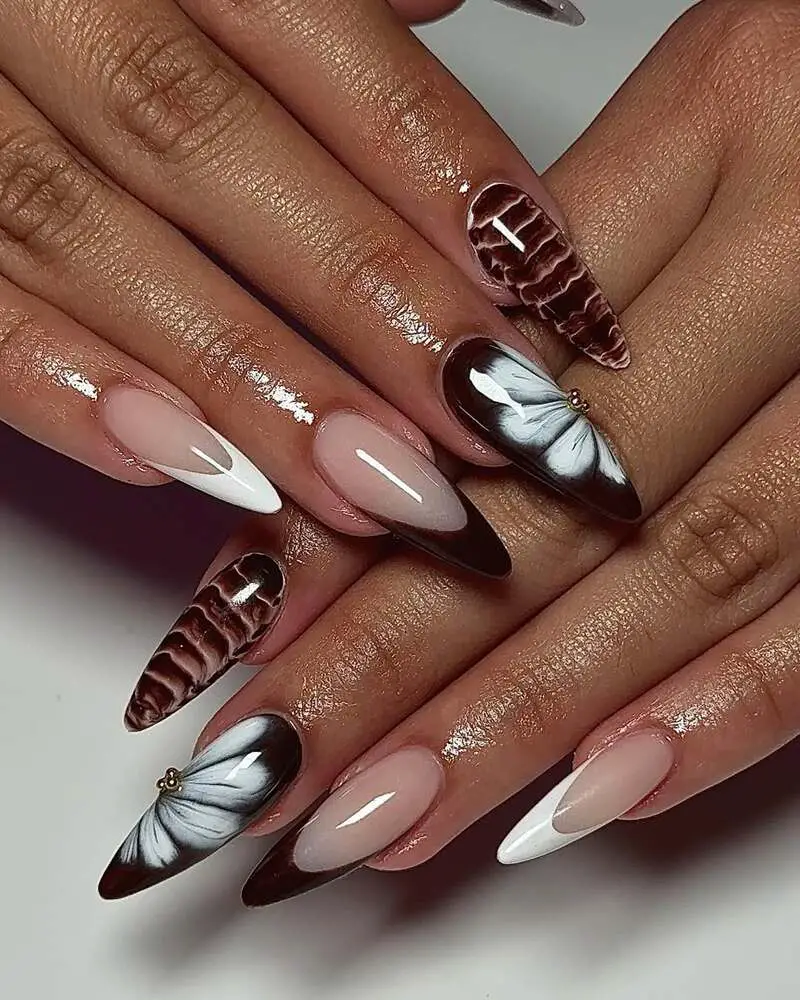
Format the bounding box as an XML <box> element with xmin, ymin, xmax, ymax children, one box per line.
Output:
<box><xmin>468</xmin><ymin>183</ymin><xmax>630</xmax><ymax>369</ymax></box>
<box><xmin>124</xmin><ymin>554</ymin><xmax>285</xmax><ymax>731</ymax></box>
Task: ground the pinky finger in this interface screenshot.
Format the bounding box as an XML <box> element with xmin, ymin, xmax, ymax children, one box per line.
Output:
<box><xmin>0</xmin><ymin>277</ymin><xmax>280</xmax><ymax>512</ymax></box>
<box><xmin>498</xmin><ymin>587</ymin><xmax>800</xmax><ymax>863</ymax></box>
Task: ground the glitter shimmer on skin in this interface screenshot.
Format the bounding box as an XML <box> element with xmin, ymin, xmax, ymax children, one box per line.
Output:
<box><xmin>246</xmin><ymin>368</ymin><xmax>316</xmax><ymax>424</ymax></box>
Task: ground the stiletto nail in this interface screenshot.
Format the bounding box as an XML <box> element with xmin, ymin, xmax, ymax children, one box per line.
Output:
<box><xmin>313</xmin><ymin>411</ymin><xmax>510</xmax><ymax>578</ymax></box>
<box><xmin>497</xmin><ymin>731</ymin><xmax>674</xmax><ymax>864</ymax></box>
<box><xmin>101</xmin><ymin>385</ymin><xmax>282</xmax><ymax>514</ymax></box>
<box><xmin>99</xmin><ymin>715</ymin><xmax>301</xmax><ymax>900</ymax></box>
<box><xmin>125</xmin><ymin>554</ymin><xmax>286</xmax><ymax>732</ymax></box>
<box><xmin>467</xmin><ymin>182</ymin><xmax>628</xmax><ymax>369</ymax></box>
<box><xmin>442</xmin><ymin>339</ymin><xmax>641</xmax><ymax>521</ymax></box>
<box><xmin>242</xmin><ymin>747</ymin><xmax>442</xmax><ymax>906</ymax></box>
<box><xmin>493</xmin><ymin>0</ymin><xmax>585</xmax><ymax>26</ymax></box>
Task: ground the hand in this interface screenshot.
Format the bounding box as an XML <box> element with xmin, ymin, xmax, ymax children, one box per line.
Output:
<box><xmin>0</xmin><ymin>0</ymin><xmax>621</xmax><ymax>581</ymax></box>
<box><xmin>95</xmin><ymin>0</ymin><xmax>800</xmax><ymax>900</ymax></box>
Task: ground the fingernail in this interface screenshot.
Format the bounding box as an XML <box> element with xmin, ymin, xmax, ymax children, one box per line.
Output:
<box><xmin>467</xmin><ymin>182</ymin><xmax>628</xmax><ymax>369</ymax></box>
<box><xmin>242</xmin><ymin>747</ymin><xmax>443</xmax><ymax>906</ymax></box>
<box><xmin>497</xmin><ymin>731</ymin><xmax>674</xmax><ymax>864</ymax></box>
<box><xmin>493</xmin><ymin>0</ymin><xmax>585</xmax><ymax>25</ymax></box>
<box><xmin>101</xmin><ymin>385</ymin><xmax>282</xmax><ymax>514</ymax></box>
<box><xmin>442</xmin><ymin>339</ymin><xmax>641</xmax><ymax>521</ymax></box>
<box><xmin>125</xmin><ymin>554</ymin><xmax>286</xmax><ymax>732</ymax></box>
<box><xmin>98</xmin><ymin>715</ymin><xmax>301</xmax><ymax>900</ymax></box>
<box><xmin>313</xmin><ymin>411</ymin><xmax>511</xmax><ymax>578</ymax></box>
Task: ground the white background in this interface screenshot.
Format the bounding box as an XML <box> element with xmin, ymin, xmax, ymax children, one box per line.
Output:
<box><xmin>2</xmin><ymin>1</ymin><xmax>799</xmax><ymax>998</ymax></box>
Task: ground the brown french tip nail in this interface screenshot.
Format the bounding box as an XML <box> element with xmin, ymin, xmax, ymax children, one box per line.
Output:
<box><xmin>442</xmin><ymin>339</ymin><xmax>641</xmax><ymax>523</ymax></box>
<box><xmin>124</xmin><ymin>554</ymin><xmax>286</xmax><ymax>732</ymax></box>
<box><xmin>467</xmin><ymin>182</ymin><xmax>629</xmax><ymax>370</ymax></box>
<box><xmin>242</xmin><ymin>748</ymin><xmax>443</xmax><ymax>907</ymax></box>
<box><xmin>312</xmin><ymin>411</ymin><xmax>511</xmax><ymax>579</ymax></box>
<box><xmin>99</xmin><ymin>715</ymin><xmax>302</xmax><ymax>900</ymax></box>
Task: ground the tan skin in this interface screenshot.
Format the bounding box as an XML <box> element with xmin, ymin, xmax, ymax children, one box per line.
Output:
<box><xmin>192</xmin><ymin>0</ymin><xmax>800</xmax><ymax>875</ymax></box>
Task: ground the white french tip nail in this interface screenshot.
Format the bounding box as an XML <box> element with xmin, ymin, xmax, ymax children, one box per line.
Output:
<box><xmin>497</xmin><ymin>732</ymin><xmax>675</xmax><ymax>865</ymax></box>
<box><xmin>150</xmin><ymin>422</ymin><xmax>283</xmax><ymax>515</ymax></box>
<box><xmin>497</xmin><ymin>758</ymin><xmax>597</xmax><ymax>864</ymax></box>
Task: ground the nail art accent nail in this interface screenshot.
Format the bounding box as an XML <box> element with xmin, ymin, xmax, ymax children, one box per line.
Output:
<box><xmin>468</xmin><ymin>182</ymin><xmax>628</xmax><ymax>369</ymax></box>
<box><xmin>493</xmin><ymin>0</ymin><xmax>585</xmax><ymax>26</ymax></box>
<box><xmin>442</xmin><ymin>339</ymin><xmax>641</xmax><ymax>521</ymax></box>
<box><xmin>102</xmin><ymin>385</ymin><xmax>282</xmax><ymax>514</ymax></box>
<box><xmin>497</xmin><ymin>732</ymin><xmax>674</xmax><ymax>864</ymax></box>
<box><xmin>99</xmin><ymin>715</ymin><xmax>301</xmax><ymax>900</ymax></box>
<box><xmin>242</xmin><ymin>747</ymin><xmax>443</xmax><ymax>906</ymax></box>
<box><xmin>125</xmin><ymin>554</ymin><xmax>286</xmax><ymax>732</ymax></box>
<box><xmin>313</xmin><ymin>411</ymin><xmax>510</xmax><ymax>578</ymax></box>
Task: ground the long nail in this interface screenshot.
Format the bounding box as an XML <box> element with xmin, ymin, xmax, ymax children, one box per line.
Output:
<box><xmin>125</xmin><ymin>554</ymin><xmax>286</xmax><ymax>732</ymax></box>
<box><xmin>497</xmin><ymin>731</ymin><xmax>674</xmax><ymax>864</ymax></box>
<box><xmin>313</xmin><ymin>411</ymin><xmax>510</xmax><ymax>578</ymax></box>
<box><xmin>467</xmin><ymin>182</ymin><xmax>628</xmax><ymax>369</ymax></box>
<box><xmin>493</xmin><ymin>0</ymin><xmax>585</xmax><ymax>26</ymax></box>
<box><xmin>242</xmin><ymin>747</ymin><xmax>442</xmax><ymax>906</ymax></box>
<box><xmin>99</xmin><ymin>715</ymin><xmax>301</xmax><ymax>900</ymax></box>
<box><xmin>101</xmin><ymin>385</ymin><xmax>282</xmax><ymax>514</ymax></box>
<box><xmin>442</xmin><ymin>339</ymin><xmax>641</xmax><ymax>521</ymax></box>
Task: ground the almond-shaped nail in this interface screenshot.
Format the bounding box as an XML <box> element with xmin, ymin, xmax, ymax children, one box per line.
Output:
<box><xmin>442</xmin><ymin>339</ymin><xmax>641</xmax><ymax>521</ymax></box>
<box><xmin>467</xmin><ymin>182</ymin><xmax>628</xmax><ymax>369</ymax></box>
<box><xmin>313</xmin><ymin>410</ymin><xmax>510</xmax><ymax>578</ymax></box>
<box><xmin>99</xmin><ymin>715</ymin><xmax>301</xmax><ymax>900</ymax></box>
<box><xmin>242</xmin><ymin>747</ymin><xmax>443</xmax><ymax>906</ymax></box>
<box><xmin>493</xmin><ymin>0</ymin><xmax>585</xmax><ymax>26</ymax></box>
<box><xmin>101</xmin><ymin>385</ymin><xmax>282</xmax><ymax>514</ymax></box>
<box><xmin>497</xmin><ymin>731</ymin><xmax>674</xmax><ymax>864</ymax></box>
<box><xmin>125</xmin><ymin>554</ymin><xmax>286</xmax><ymax>732</ymax></box>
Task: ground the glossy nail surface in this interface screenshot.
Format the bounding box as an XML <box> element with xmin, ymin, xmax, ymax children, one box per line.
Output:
<box><xmin>99</xmin><ymin>715</ymin><xmax>301</xmax><ymax>900</ymax></box>
<box><xmin>313</xmin><ymin>411</ymin><xmax>510</xmax><ymax>578</ymax></box>
<box><xmin>467</xmin><ymin>182</ymin><xmax>628</xmax><ymax>369</ymax></box>
<box><xmin>242</xmin><ymin>747</ymin><xmax>443</xmax><ymax>906</ymax></box>
<box><xmin>102</xmin><ymin>386</ymin><xmax>282</xmax><ymax>514</ymax></box>
<box><xmin>493</xmin><ymin>0</ymin><xmax>585</xmax><ymax>26</ymax></box>
<box><xmin>125</xmin><ymin>554</ymin><xmax>286</xmax><ymax>732</ymax></box>
<box><xmin>443</xmin><ymin>339</ymin><xmax>641</xmax><ymax>521</ymax></box>
<box><xmin>497</xmin><ymin>731</ymin><xmax>674</xmax><ymax>864</ymax></box>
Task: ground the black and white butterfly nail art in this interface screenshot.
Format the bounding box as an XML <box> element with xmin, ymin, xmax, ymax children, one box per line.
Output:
<box><xmin>443</xmin><ymin>339</ymin><xmax>641</xmax><ymax>522</ymax></box>
<box><xmin>99</xmin><ymin>715</ymin><xmax>302</xmax><ymax>900</ymax></box>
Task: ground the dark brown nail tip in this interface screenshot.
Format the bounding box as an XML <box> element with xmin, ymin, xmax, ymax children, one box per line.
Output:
<box><xmin>99</xmin><ymin>715</ymin><xmax>302</xmax><ymax>901</ymax></box>
<box><xmin>379</xmin><ymin>489</ymin><xmax>512</xmax><ymax>580</ymax></box>
<box><xmin>241</xmin><ymin>829</ymin><xmax>362</xmax><ymax>907</ymax></box>
<box><xmin>442</xmin><ymin>339</ymin><xmax>641</xmax><ymax>523</ymax></box>
<box><xmin>467</xmin><ymin>182</ymin><xmax>628</xmax><ymax>369</ymax></box>
<box><xmin>124</xmin><ymin>554</ymin><xmax>286</xmax><ymax>731</ymax></box>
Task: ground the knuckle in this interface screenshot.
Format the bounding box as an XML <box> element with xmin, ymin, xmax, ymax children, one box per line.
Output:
<box><xmin>0</xmin><ymin>129</ymin><xmax>106</xmax><ymax>262</ymax></box>
<box><xmin>680</xmin><ymin>0</ymin><xmax>800</xmax><ymax>127</ymax></box>
<box><xmin>322</xmin><ymin>224</ymin><xmax>418</xmax><ymax>314</ymax></box>
<box><xmin>361</xmin><ymin>73</ymin><xmax>451</xmax><ymax>172</ymax></box>
<box><xmin>99</xmin><ymin>22</ymin><xmax>255</xmax><ymax>165</ymax></box>
<box><xmin>652</xmin><ymin>486</ymin><xmax>780</xmax><ymax>606</ymax></box>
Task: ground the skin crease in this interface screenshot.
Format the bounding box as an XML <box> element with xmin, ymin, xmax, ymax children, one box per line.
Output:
<box><xmin>190</xmin><ymin>2</ymin><xmax>800</xmax><ymax>871</ymax></box>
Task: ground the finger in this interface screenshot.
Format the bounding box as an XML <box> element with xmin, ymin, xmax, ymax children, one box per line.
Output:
<box><xmin>0</xmin><ymin>272</ymin><xmax>208</xmax><ymax>487</ymax></box>
<box><xmin>0</xmin><ymin>78</ymin><xmax>514</xmax><ymax>577</ymax></box>
<box><xmin>175</xmin><ymin>0</ymin><xmax>628</xmax><ymax>367</ymax></box>
<box><xmin>509</xmin><ymin>583</ymin><xmax>800</xmax><ymax>860</ymax></box>
<box><xmin>389</xmin><ymin>0</ymin><xmax>464</xmax><ymax>24</ymax></box>
<box><xmin>239</xmin><ymin>369</ymin><xmax>800</xmax><ymax>900</ymax></box>
<box><xmin>123</xmin><ymin>504</ymin><xmax>382</xmax><ymax>731</ymax></box>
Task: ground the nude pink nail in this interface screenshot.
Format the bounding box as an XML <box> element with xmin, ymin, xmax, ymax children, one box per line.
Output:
<box><xmin>242</xmin><ymin>747</ymin><xmax>443</xmax><ymax>905</ymax></box>
<box><xmin>312</xmin><ymin>410</ymin><xmax>510</xmax><ymax>578</ymax></box>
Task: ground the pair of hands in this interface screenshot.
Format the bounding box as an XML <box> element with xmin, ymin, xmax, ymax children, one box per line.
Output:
<box><xmin>5</xmin><ymin>0</ymin><xmax>799</xmax><ymax>901</ymax></box>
